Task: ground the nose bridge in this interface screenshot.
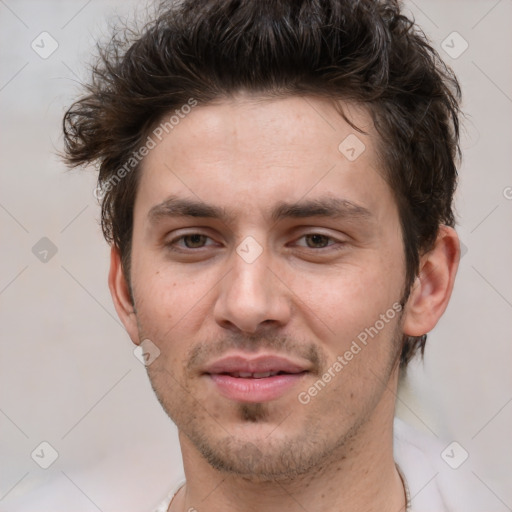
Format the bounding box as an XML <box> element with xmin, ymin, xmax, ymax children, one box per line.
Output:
<box><xmin>214</xmin><ymin>245</ymin><xmax>290</xmax><ymax>332</ymax></box>
<box><xmin>231</xmin><ymin>255</ymin><xmax>268</xmax><ymax>300</ymax></box>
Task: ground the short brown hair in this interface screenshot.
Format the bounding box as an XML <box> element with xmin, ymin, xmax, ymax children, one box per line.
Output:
<box><xmin>63</xmin><ymin>0</ymin><xmax>461</xmax><ymax>367</ymax></box>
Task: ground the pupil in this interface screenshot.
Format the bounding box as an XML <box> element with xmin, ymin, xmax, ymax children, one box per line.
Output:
<box><xmin>308</xmin><ymin>234</ymin><xmax>328</xmax><ymax>248</ymax></box>
<box><xmin>186</xmin><ymin>234</ymin><xmax>205</xmax><ymax>248</ymax></box>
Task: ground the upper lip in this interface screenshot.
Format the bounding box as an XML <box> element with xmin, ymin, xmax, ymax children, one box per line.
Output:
<box><xmin>203</xmin><ymin>354</ymin><xmax>310</xmax><ymax>375</ymax></box>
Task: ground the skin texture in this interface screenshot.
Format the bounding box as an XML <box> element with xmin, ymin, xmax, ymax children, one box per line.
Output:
<box><xmin>109</xmin><ymin>95</ymin><xmax>460</xmax><ymax>512</ymax></box>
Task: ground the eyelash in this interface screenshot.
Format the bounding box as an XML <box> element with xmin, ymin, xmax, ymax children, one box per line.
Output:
<box><xmin>166</xmin><ymin>232</ymin><xmax>344</xmax><ymax>252</ymax></box>
<box><xmin>167</xmin><ymin>234</ymin><xmax>217</xmax><ymax>250</ymax></box>
<box><xmin>296</xmin><ymin>234</ymin><xmax>340</xmax><ymax>249</ymax></box>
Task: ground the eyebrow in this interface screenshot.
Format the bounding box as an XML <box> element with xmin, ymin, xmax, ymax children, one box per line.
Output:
<box><xmin>270</xmin><ymin>197</ymin><xmax>372</xmax><ymax>223</ymax></box>
<box><xmin>147</xmin><ymin>195</ymin><xmax>372</xmax><ymax>225</ymax></box>
<box><xmin>148</xmin><ymin>196</ymin><xmax>236</xmax><ymax>224</ymax></box>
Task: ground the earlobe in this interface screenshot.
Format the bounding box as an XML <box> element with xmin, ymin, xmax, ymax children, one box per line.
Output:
<box><xmin>402</xmin><ymin>226</ymin><xmax>460</xmax><ymax>337</ymax></box>
<box><xmin>108</xmin><ymin>245</ymin><xmax>140</xmax><ymax>345</ymax></box>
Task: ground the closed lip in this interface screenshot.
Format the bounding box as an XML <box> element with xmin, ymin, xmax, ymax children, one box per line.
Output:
<box><xmin>202</xmin><ymin>353</ymin><xmax>310</xmax><ymax>377</ymax></box>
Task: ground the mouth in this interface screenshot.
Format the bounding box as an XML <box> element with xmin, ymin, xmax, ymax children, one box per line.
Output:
<box><xmin>221</xmin><ymin>370</ymin><xmax>296</xmax><ymax>378</ymax></box>
<box><xmin>203</xmin><ymin>354</ymin><xmax>310</xmax><ymax>403</ymax></box>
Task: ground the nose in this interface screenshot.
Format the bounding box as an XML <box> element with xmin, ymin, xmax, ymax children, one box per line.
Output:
<box><xmin>213</xmin><ymin>248</ymin><xmax>291</xmax><ymax>334</ymax></box>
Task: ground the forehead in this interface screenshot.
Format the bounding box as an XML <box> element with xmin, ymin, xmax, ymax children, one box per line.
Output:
<box><xmin>146</xmin><ymin>94</ymin><xmax>377</xmax><ymax>165</ymax></box>
<box><xmin>135</xmin><ymin>95</ymin><xmax>392</xmax><ymax>224</ymax></box>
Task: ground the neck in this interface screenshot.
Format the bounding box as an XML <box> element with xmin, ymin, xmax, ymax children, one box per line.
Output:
<box><xmin>170</xmin><ymin>375</ymin><xmax>406</xmax><ymax>512</ymax></box>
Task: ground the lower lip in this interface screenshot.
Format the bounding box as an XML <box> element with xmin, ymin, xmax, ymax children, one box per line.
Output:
<box><xmin>209</xmin><ymin>373</ymin><xmax>306</xmax><ymax>402</ymax></box>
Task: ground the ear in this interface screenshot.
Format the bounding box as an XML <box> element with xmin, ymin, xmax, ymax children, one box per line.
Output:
<box><xmin>402</xmin><ymin>225</ymin><xmax>460</xmax><ymax>337</ymax></box>
<box><xmin>108</xmin><ymin>245</ymin><xmax>140</xmax><ymax>346</ymax></box>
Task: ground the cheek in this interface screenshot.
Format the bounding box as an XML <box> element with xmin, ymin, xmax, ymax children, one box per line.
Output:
<box><xmin>132</xmin><ymin>262</ymin><xmax>216</xmax><ymax>360</ymax></box>
<box><xmin>132</xmin><ymin>267</ymin><xmax>181</xmax><ymax>339</ymax></box>
<box><xmin>132</xmin><ymin>248</ymin><xmax>192</xmax><ymax>310</ymax></box>
<box><xmin>293</xmin><ymin>258</ymin><xmax>401</xmax><ymax>329</ymax></box>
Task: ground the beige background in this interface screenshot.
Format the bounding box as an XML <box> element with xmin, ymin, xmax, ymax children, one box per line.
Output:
<box><xmin>1</xmin><ymin>0</ymin><xmax>511</xmax><ymax>510</ymax></box>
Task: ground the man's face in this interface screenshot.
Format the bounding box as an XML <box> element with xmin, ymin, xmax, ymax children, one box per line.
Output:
<box><xmin>127</xmin><ymin>95</ymin><xmax>407</xmax><ymax>479</ymax></box>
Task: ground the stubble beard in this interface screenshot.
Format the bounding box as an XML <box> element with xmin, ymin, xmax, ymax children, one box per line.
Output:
<box><xmin>145</xmin><ymin>318</ymin><xmax>404</xmax><ymax>483</ymax></box>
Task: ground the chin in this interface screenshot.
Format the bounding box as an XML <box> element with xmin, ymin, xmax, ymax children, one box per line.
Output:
<box><xmin>184</xmin><ymin>418</ymin><xmax>344</xmax><ymax>482</ymax></box>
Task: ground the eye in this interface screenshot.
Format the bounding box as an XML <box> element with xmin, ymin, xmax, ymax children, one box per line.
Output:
<box><xmin>296</xmin><ymin>234</ymin><xmax>337</xmax><ymax>249</ymax></box>
<box><xmin>181</xmin><ymin>234</ymin><xmax>208</xmax><ymax>248</ymax></box>
<box><xmin>168</xmin><ymin>233</ymin><xmax>215</xmax><ymax>250</ymax></box>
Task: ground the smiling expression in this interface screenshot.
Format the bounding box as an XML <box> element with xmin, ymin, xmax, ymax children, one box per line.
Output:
<box><xmin>119</xmin><ymin>94</ymin><xmax>409</xmax><ymax>478</ymax></box>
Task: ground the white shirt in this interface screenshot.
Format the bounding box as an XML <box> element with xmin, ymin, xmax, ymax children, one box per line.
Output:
<box><xmin>155</xmin><ymin>418</ymin><xmax>487</xmax><ymax>512</ymax></box>
<box><xmin>393</xmin><ymin>418</ymin><xmax>487</xmax><ymax>511</ymax></box>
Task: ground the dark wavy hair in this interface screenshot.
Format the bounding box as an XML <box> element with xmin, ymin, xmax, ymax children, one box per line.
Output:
<box><xmin>63</xmin><ymin>0</ymin><xmax>461</xmax><ymax>368</ymax></box>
